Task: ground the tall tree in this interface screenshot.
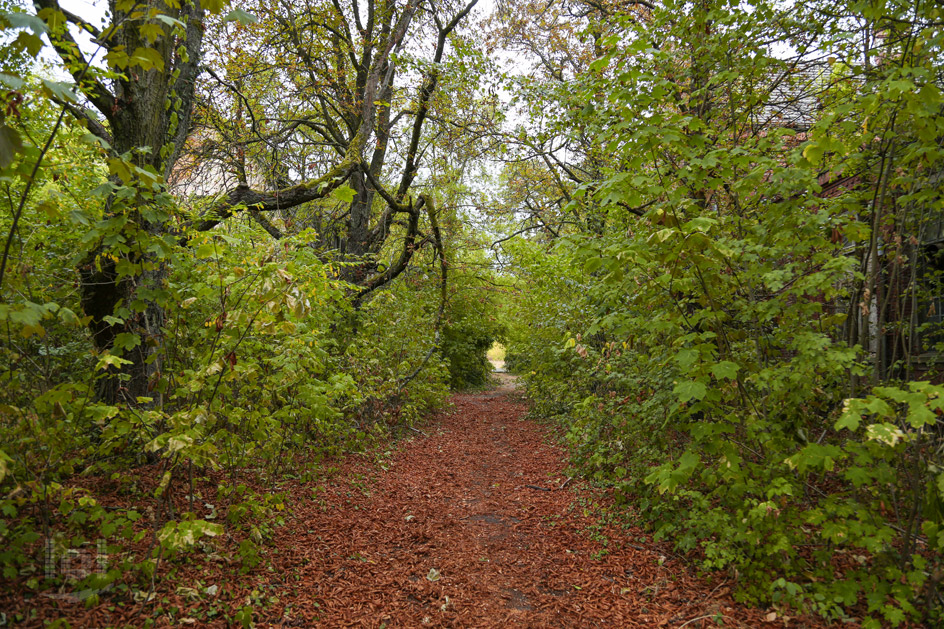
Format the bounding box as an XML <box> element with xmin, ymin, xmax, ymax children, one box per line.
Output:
<box><xmin>34</xmin><ymin>0</ymin><xmax>212</xmax><ymax>403</ymax></box>
<box><xmin>187</xmin><ymin>0</ymin><xmax>480</xmax><ymax>298</ymax></box>
<box><xmin>28</xmin><ymin>0</ymin><xmax>481</xmax><ymax>403</ymax></box>
<box><xmin>486</xmin><ymin>0</ymin><xmax>651</xmax><ymax>241</ymax></box>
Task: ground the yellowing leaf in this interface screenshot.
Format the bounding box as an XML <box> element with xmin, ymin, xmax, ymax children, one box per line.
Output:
<box><xmin>130</xmin><ymin>46</ymin><xmax>165</xmax><ymax>72</ymax></box>
<box><xmin>203</xmin><ymin>0</ymin><xmax>228</xmax><ymax>14</ymax></box>
<box><xmin>139</xmin><ymin>23</ymin><xmax>164</xmax><ymax>43</ymax></box>
<box><xmin>331</xmin><ymin>184</ymin><xmax>356</xmax><ymax>203</ymax></box>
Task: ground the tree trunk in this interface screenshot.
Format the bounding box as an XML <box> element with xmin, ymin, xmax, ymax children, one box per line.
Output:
<box><xmin>80</xmin><ymin>243</ymin><xmax>166</xmax><ymax>405</ymax></box>
<box><xmin>35</xmin><ymin>0</ymin><xmax>206</xmax><ymax>405</ymax></box>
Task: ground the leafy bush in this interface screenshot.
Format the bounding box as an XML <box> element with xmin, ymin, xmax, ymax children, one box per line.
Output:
<box><xmin>440</xmin><ymin>268</ymin><xmax>504</xmax><ymax>390</ymax></box>
<box><xmin>501</xmin><ymin>0</ymin><xmax>944</xmax><ymax>625</ymax></box>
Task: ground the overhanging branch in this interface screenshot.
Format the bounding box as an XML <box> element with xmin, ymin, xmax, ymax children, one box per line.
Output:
<box><xmin>193</xmin><ymin>156</ymin><xmax>358</xmax><ymax>233</ymax></box>
<box><xmin>34</xmin><ymin>0</ymin><xmax>117</xmax><ymax>122</ymax></box>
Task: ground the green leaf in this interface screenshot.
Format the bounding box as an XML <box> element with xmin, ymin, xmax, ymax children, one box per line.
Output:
<box><xmin>678</xmin><ymin>450</ymin><xmax>699</xmax><ymax>472</ymax></box>
<box><xmin>36</xmin><ymin>7</ymin><xmax>66</xmax><ymax>32</ymax></box>
<box><xmin>8</xmin><ymin>301</ymin><xmax>49</xmax><ymax>328</ymax></box>
<box><xmin>584</xmin><ymin>257</ymin><xmax>603</xmax><ymax>273</ymax></box>
<box><xmin>844</xmin><ymin>466</ymin><xmax>872</xmax><ymax>488</ymax></box>
<box><xmin>81</xmin><ymin>133</ymin><xmax>112</xmax><ymax>151</ymax></box>
<box><xmin>57</xmin><ymin>307</ymin><xmax>80</xmax><ymax>325</ymax></box>
<box><xmin>154</xmin><ymin>15</ymin><xmax>185</xmax><ymax>29</ymax></box>
<box><xmin>331</xmin><ymin>184</ymin><xmax>356</xmax><ymax>203</ymax></box>
<box><xmin>674</xmin><ymin>380</ymin><xmax>706</xmax><ymax>403</ymax></box>
<box><xmin>0</xmin><ymin>449</ymin><xmax>13</xmax><ymax>483</ymax></box>
<box><xmin>196</xmin><ymin>243</ymin><xmax>218</xmax><ymax>259</ymax></box>
<box><xmin>674</xmin><ymin>348</ymin><xmax>698</xmax><ymax>370</ymax></box>
<box><xmin>710</xmin><ymin>360</ymin><xmax>738</xmax><ymax>380</ymax></box>
<box><xmin>0</xmin><ymin>73</ymin><xmax>24</xmax><ymax>90</ymax></box>
<box><xmin>588</xmin><ymin>58</ymin><xmax>608</xmax><ymax>73</ymax></box>
<box><xmin>885</xmin><ymin>79</ymin><xmax>915</xmax><ymax>97</ymax></box>
<box><xmin>224</xmin><ymin>8</ymin><xmax>258</xmax><ymax>24</ymax></box>
<box><xmin>801</xmin><ymin>142</ymin><xmax>823</xmax><ymax>164</ymax></box>
<box><xmin>863</xmin><ymin>396</ymin><xmax>893</xmax><ymax>417</ymax></box>
<box><xmin>107</xmin><ymin>157</ymin><xmax>133</xmax><ymax>183</ymax></box>
<box><xmin>113</xmin><ymin>333</ymin><xmax>141</xmax><ymax>352</ymax></box>
<box><xmin>905</xmin><ymin>402</ymin><xmax>935</xmax><ymax>428</ymax></box>
<box><xmin>786</xmin><ymin>443</ymin><xmax>842</xmax><ymax>473</ymax></box>
<box><xmin>682</xmin><ymin>216</ymin><xmax>718</xmax><ymax>233</ymax></box>
<box><xmin>0</xmin><ymin>124</ymin><xmax>23</xmax><ymax>169</ymax></box>
<box><xmin>836</xmin><ymin>398</ymin><xmax>863</xmax><ymax>431</ymax></box>
<box><xmin>41</xmin><ymin>79</ymin><xmax>76</xmax><ymax>103</ymax></box>
<box><xmin>4</xmin><ymin>11</ymin><xmax>48</xmax><ymax>34</ymax></box>
<box><xmin>882</xmin><ymin>605</ymin><xmax>906</xmax><ymax>625</ymax></box>
<box><xmin>13</xmin><ymin>31</ymin><xmax>43</xmax><ymax>57</ymax></box>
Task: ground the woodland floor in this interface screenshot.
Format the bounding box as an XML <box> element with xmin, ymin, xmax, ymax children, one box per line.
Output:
<box><xmin>5</xmin><ymin>373</ymin><xmax>839</xmax><ymax>628</ymax></box>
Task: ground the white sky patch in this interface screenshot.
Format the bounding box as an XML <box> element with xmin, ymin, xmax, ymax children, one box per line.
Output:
<box><xmin>32</xmin><ymin>0</ymin><xmax>108</xmax><ymax>81</ymax></box>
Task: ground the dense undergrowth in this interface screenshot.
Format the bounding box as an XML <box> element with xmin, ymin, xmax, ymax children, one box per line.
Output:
<box><xmin>499</xmin><ymin>1</ymin><xmax>944</xmax><ymax>626</ymax></box>
<box><xmin>506</xmin><ymin>240</ymin><xmax>944</xmax><ymax>626</ymax></box>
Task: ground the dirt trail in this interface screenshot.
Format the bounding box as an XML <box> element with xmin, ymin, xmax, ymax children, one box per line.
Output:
<box><xmin>264</xmin><ymin>378</ymin><xmax>779</xmax><ymax>627</ymax></box>
<box><xmin>9</xmin><ymin>377</ymin><xmax>804</xmax><ymax>627</ymax></box>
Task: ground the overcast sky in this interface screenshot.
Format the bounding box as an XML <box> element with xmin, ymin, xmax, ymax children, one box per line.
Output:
<box><xmin>48</xmin><ymin>0</ymin><xmax>501</xmax><ymax>75</ymax></box>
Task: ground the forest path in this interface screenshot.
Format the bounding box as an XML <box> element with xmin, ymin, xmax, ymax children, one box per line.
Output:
<box><xmin>266</xmin><ymin>378</ymin><xmax>779</xmax><ymax>627</ymax></box>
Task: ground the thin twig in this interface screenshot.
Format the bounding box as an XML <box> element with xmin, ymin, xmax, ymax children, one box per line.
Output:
<box><xmin>677</xmin><ymin>614</ymin><xmax>730</xmax><ymax>628</ymax></box>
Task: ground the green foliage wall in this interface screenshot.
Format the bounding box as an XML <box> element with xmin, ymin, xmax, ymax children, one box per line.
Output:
<box><xmin>0</xmin><ymin>81</ymin><xmax>499</xmax><ymax>609</ymax></box>
<box><xmin>440</xmin><ymin>255</ymin><xmax>505</xmax><ymax>390</ymax></box>
<box><xmin>502</xmin><ymin>0</ymin><xmax>944</xmax><ymax>625</ymax></box>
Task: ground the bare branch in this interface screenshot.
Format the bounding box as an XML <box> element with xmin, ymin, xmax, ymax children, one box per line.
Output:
<box><xmin>60</xmin><ymin>6</ymin><xmax>102</xmax><ymax>39</ymax></box>
<box><xmin>34</xmin><ymin>0</ymin><xmax>116</xmax><ymax>121</ymax></box>
<box><xmin>193</xmin><ymin>154</ymin><xmax>359</xmax><ymax>233</ymax></box>
<box><xmin>354</xmin><ymin>196</ymin><xmax>428</xmax><ymax>304</ymax></box>
<box><xmin>249</xmin><ymin>208</ymin><xmax>285</xmax><ymax>240</ymax></box>
<box><xmin>397</xmin><ymin>0</ymin><xmax>479</xmax><ymax>198</ymax></box>
<box><xmin>202</xmin><ymin>66</ymin><xmax>263</xmax><ymax>140</ymax></box>
<box><xmin>60</xmin><ymin>101</ymin><xmax>112</xmax><ymax>145</ymax></box>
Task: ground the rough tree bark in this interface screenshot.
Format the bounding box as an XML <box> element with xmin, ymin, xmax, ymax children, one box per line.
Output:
<box><xmin>37</xmin><ymin>0</ymin><xmax>206</xmax><ymax>405</ymax></box>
